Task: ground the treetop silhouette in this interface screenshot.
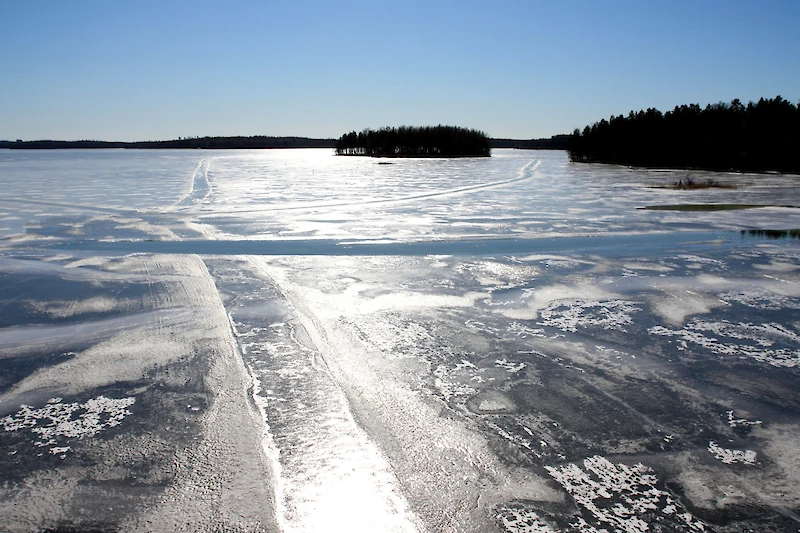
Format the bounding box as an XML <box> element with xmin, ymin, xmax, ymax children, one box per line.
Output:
<box><xmin>335</xmin><ymin>125</ymin><xmax>490</xmax><ymax>157</ymax></box>
<box><xmin>568</xmin><ymin>96</ymin><xmax>799</xmax><ymax>173</ymax></box>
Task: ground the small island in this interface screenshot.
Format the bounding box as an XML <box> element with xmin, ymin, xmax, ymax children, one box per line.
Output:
<box><xmin>568</xmin><ymin>96</ymin><xmax>800</xmax><ymax>174</ymax></box>
<box><xmin>335</xmin><ymin>125</ymin><xmax>491</xmax><ymax>157</ymax></box>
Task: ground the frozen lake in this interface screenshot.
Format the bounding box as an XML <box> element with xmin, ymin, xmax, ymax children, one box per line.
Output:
<box><xmin>0</xmin><ymin>148</ymin><xmax>799</xmax><ymax>532</ymax></box>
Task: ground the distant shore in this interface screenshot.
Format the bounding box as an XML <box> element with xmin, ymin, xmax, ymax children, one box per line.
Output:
<box><xmin>0</xmin><ymin>137</ymin><xmax>337</xmax><ymax>150</ymax></box>
<box><xmin>0</xmin><ymin>135</ymin><xmax>569</xmax><ymax>150</ymax></box>
<box><xmin>0</xmin><ymin>136</ymin><xmax>571</xmax><ymax>151</ymax></box>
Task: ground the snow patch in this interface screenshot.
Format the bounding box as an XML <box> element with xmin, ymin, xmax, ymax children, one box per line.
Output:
<box><xmin>497</xmin><ymin>506</ymin><xmax>557</xmax><ymax>532</ymax></box>
<box><xmin>648</xmin><ymin>319</ymin><xmax>800</xmax><ymax>367</ymax></box>
<box><xmin>719</xmin><ymin>289</ymin><xmax>800</xmax><ymax>310</ymax></box>
<box><xmin>707</xmin><ymin>441</ymin><xmax>757</xmax><ymax>465</ymax></box>
<box><xmin>545</xmin><ymin>455</ymin><xmax>706</xmax><ymax>532</ymax></box>
<box><xmin>539</xmin><ymin>299</ymin><xmax>640</xmax><ymax>332</ymax></box>
<box><xmin>508</xmin><ymin>322</ymin><xmax>547</xmax><ymax>338</ymax></box>
<box><xmin>496</xmin><ymin>358</ymin><xmax>526</xmax><ymax>373</ymax></box>
<box><xmin>1</xmin><ymin>396</ymin><xmax>135</xmax><ymax>455</ymax></box>
<box><xmin>727</xmin><ymin>410</ymin><xmax>762</xmax><ymax>429</ymax></box>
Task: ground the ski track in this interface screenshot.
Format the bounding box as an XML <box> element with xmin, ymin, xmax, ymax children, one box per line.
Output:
<box><xmin>121</xmin><ymin>254</ymin><xmax>279</xmax><ymax>532</ymax></box>
<box><xmin>220</xmin><ymin>256</ymin><xmax>424</xmax><ymax>533</ymax></box>
<box><xmin>250</xmin><ymin>256</ymin><xmax>560</xmax><ymax>532</ymax></box>
<box><xmin>206</xmin><ymin>159</ymin><xmax>540</xmax><ymax>214</ymax></box>
<box><xmin>173</xmin><ymin>159</ymin><xmax>211</xmax><ymax>209</ymax></box>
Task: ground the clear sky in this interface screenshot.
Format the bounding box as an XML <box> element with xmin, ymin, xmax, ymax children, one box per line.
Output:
<box><xmin>1</xmin><ymin>0</ymin><xmax>798</xmax><ymax>141</ymax></box>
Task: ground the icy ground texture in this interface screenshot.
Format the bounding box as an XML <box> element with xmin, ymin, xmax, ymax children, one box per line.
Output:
<box><xmin>1</xmin><ymin>150</ymin><xmax>800</xmax><ymax>531</ymax></box>
<box><xmin>0</xmin><ymin>254</ymin><xmax>276</xmax><ymax>532</ymax></box>
<box><xmin>252</xmin><ymin>245</ymin><xmax>800</xmax><ymax>531</ymax></box>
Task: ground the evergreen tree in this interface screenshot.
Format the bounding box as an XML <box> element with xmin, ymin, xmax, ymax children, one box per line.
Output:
<box><xmin>568</xmin><ymin>96</ymin><xmax>800</xmax><ymax>173</ymax></box>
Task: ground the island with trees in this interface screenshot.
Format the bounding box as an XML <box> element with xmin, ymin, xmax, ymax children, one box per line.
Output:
<box><xmin>335</xmin><ymin>125</ymin><xmax>491</xmax><ymax>157</ymax></box>
<box><xmin>567</xmin><ymin>96</ymin><xmax>800</xmax><ymax>173</ymax></box>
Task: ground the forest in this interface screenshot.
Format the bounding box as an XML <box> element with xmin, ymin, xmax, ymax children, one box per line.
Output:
<box><xmin>335</xmin><ymin>126</ymin><xmax>491</xmax><ymax>157</ymax></box>
<box><xmin>568</xmin><ymin>96</ymin><xmax>800</xmax><ymax>173</ymax></box>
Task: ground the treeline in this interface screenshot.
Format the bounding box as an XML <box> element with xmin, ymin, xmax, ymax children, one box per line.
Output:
<box><xmin>568</xmin><ymin>96</ymin><xmax>800</xmax><ymax>173</ymax></box>
<box><xmin>489</xmin><ymin>135</ymin><xmax>569</xmax><ymax>150</ymax></box>
<box><xmin>517</xmin><ymin>134</ymin><xmax>570</xmax><ymax>150</ymax></box>
<box><xmin>0</xmin><ymin>136</ymin><xmax>336</xmax><ymax>150</ymax></box>
<box><xmin>335</xmin><ymin>126</ymin><xmax>490</xmax><ymax>157</ymax></box>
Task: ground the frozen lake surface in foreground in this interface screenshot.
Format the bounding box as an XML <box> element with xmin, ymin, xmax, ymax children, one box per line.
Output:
<box><xmin>0</xmin><ymin>148</ymin><xmax>799</xmax><ymax>532</ymax></box>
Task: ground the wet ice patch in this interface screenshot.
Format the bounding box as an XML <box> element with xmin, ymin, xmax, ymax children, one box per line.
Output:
<box><xmin>498</xmin><ymin>284</ymin><xmax>621</xmax><ymax>321</ymax></box>
<box><xmin>753</xmin><ymin>260</ymin><xmax>800</xmax><ymax>272</ymax></box>
<box><xmin>355</xmin><ymin>290</ymin><xmax>486</xmax><ymax>316</ymax></box>
<box><xmin>25</xmin><ymin>297</ymin><xmax>134</xmax><ymax>318</ymax></box>
<box><xmin>5</xmin><ymin>325</ymin><xmax>196</xmax><ymax>396</ymax></box>
<box><xmin>648</xmin><ymin>290</ymin><xmax>727</xmax><ymax>326</ymax></box>
<box><xmin>539</xmin><ymin>299</ymin><xmax>640</xmax><ymax>332</ymax></box>
<box><xmin>707</xmin><ymin>441</ymin><xmax>758</xmax><ymax>465</ymax></box>
<box><xmin>545</xmin><ymin>455</ymin><xmax>706</xmax><ymax>532</ymax></box>
<box><xmin>457</xmin><ymin>259</ymin><xmax>537</xmax><ymax>289</ymax></box>
<box><xmin>2</xmin><ymin>396</ymin><xmax>135</xmax><ymax>456</ymax></box>
<box><xmin>648</xmin><ymin>319</ymin><xmax>800</xmax><ymax>367</ymax></box>
<box><xmin>466</xmin><ymin>390</ymin><xmax>517</xmax><ymax>414</ymax></box>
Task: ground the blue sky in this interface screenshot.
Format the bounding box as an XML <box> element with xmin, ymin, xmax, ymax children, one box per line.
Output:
<box><xmin>1</xmin><ymin>0</ymin><xmax>798</xmax><ymax>141</ymax></box>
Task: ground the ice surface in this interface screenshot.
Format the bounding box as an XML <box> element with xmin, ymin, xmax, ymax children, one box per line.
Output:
<box><xmin>0</xmin><ymin>149</ymin><xmax>799</xmax><ymax>531</ymax></box>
